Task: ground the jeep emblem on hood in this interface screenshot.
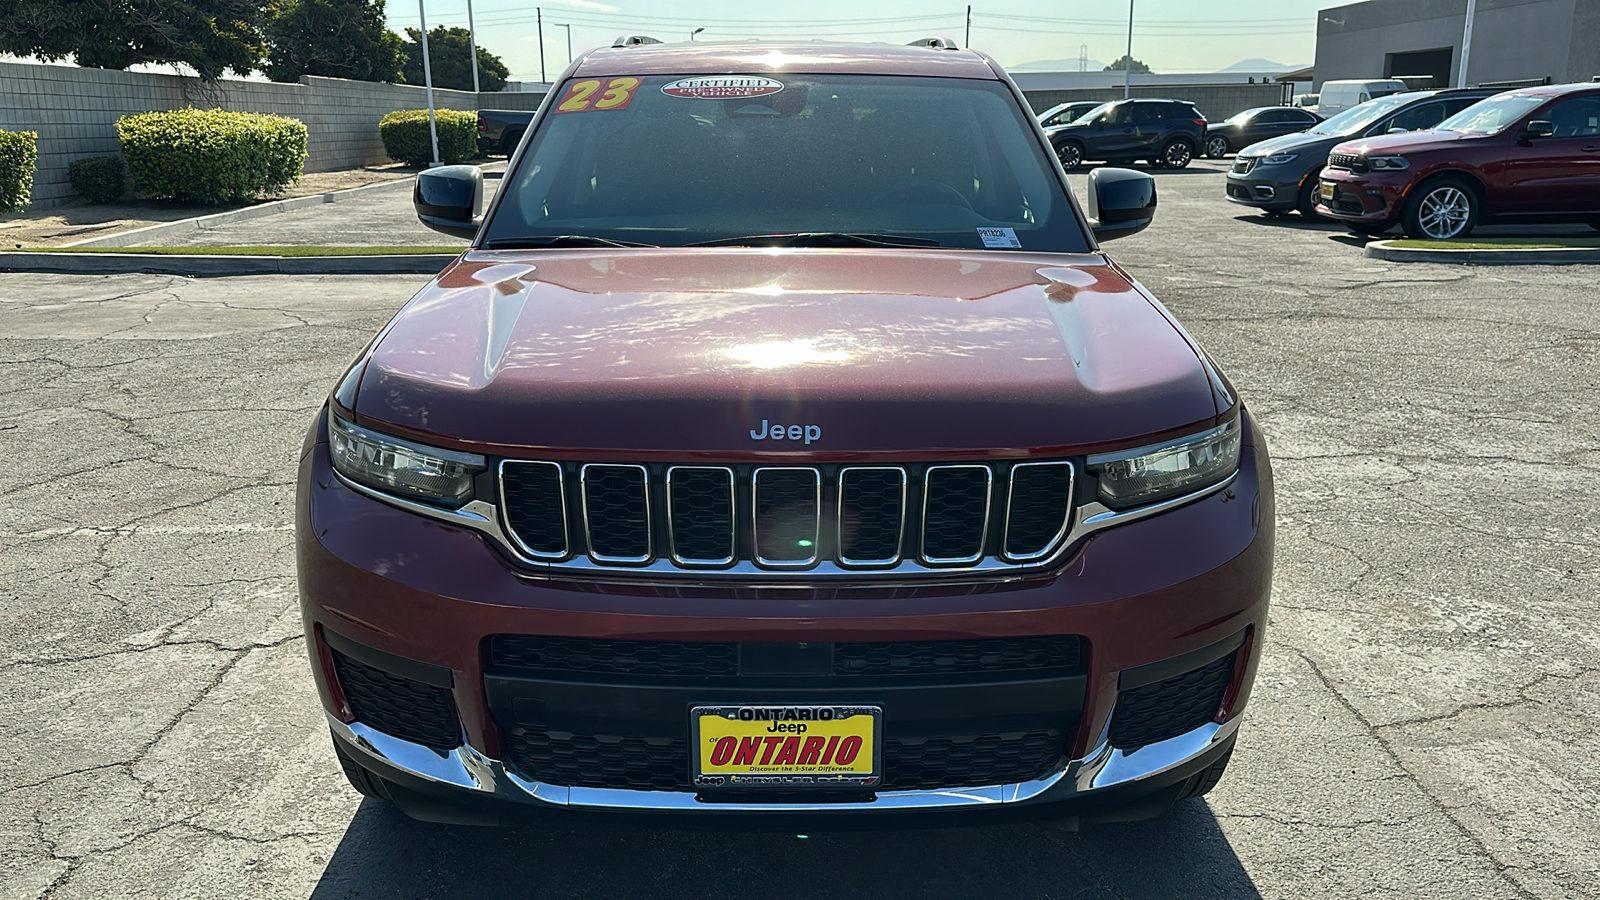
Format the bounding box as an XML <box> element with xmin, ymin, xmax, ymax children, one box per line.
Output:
<box><xmin>750</xmin><ymin>419</ymin><xmax>821</xmax><ymax>444</ymax></box>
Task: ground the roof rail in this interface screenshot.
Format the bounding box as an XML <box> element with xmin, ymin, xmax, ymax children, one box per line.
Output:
<box><xmin>907</xmin><ymin>37</ymin><xmax>959</xmax><ymax>50</ymax></box>
<box><xmin>612</xmin><ymin>34</ymin><xmax>663</xmax><ymax>48</ymax></box>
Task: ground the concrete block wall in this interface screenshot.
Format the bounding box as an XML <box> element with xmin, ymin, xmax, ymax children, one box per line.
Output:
<box><xmin>1023</xmin><ymin>84</ymin><xmax>1291</xmax><ymax>123</ymax></box>
<box><xmin>0</xmin><ymin>61</ymin><xmax>547</xmax><ymax>208</ymax></box>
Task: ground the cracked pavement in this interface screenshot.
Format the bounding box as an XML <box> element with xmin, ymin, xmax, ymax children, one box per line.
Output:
<box><xmin>1</xmin><ymin>162</ymin><xmax>1596</xmax><ymax>898</ymax></box>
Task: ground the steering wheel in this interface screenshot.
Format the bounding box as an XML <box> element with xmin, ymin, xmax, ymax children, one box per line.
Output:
<box><xmin>872</xmin><ymin>179</ymin><xmax>974</xmax><ymax>209</ymax></box>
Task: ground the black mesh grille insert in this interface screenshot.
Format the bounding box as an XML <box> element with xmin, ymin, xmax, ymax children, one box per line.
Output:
<box><xmin>1004</xmin><ymin>463</ymin><xmax>1073</xmax><ymax>559</ymax></box>
<box><xmin>922</xmin><ymin>466</ymin><xmax>990</xmax><ymax>562</ymax></box>
<box><xmin>489</xmin><ymin>636</ymin><xmax>741</xmax><ymax>677</ymax></box>
<box><xmin>1111</xmin><ymin>654</ymin><xmax>1235</xmax><ymax>749</ymax></box>
<box><xmin>834</xmin><ymin>636</ymin><xmax>1083</xmax><ymax>676</ymax></box>
<box><xmin>501</xmin><ymin>461</ymin><xmax>567</xmax><ymax>556</ymax></box>
<box><xmin>501</xmin><ymin>728</ymin><xmax>1065</xmax><ymax>791</ymax></box>
<box><xmin>331</xmin><ymin>649</ymin><xmax>460</xmax><ymax>751</ymax></box>
<box><xmin>884</xmin><ymin>730</ymin><xmax>1064</xmax><ymax>789</ymax></box>
<box><xmin>667</xmin><ymin>467</ymin><xmax>734</xmax><ymax>563</ymax></box>
<box><xmin>1327</xmin><ymin>151</ymin><xmax>1366</xmax><ymax>172</ymax></box>
<box><xmin>754</xmin><ymin>468</ymin><xmax>819</xmax><ymax>564</ymax></box>
<box><xmin>582</xmin><ymin>464</ymin><xmax>650</xmax><ymax>561</ymax></box>
<box><xmin>838</xmin><ymin>468</ymin><xmax>905</xmax><ymax>564</ymax></box>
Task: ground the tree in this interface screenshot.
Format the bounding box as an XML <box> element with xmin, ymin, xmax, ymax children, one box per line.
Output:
<box><xmin>1103</xmin><ymin>55</ymin><xmax>1151</xmax><ymax>75</ymax></box>
<box><xmin>399</xmin><ymin>26</ymin><xmax>507</xmax><ymax>92</ymax></box>
<box><xmin>264</xmin><ymin>0</ymin><xmax>402</xmax><ymax>83</ymax></box>
<box><xmin>0</xmin><ymin>0</ymin><xmax>263</xmax><ymax>80</ymax></box>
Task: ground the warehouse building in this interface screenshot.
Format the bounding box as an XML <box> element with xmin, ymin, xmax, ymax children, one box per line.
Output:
<box><xmin>1314</xmin><ymin>0</ymin><xmax>1600</xmax><ymax>89</ymax></box>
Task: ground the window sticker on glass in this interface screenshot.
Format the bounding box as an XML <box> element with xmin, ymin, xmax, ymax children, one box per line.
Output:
<box><xmin>977</xmin><ymin>227</ymin><xmax>1022</xmax><ymax>249</ymax></box>
<box><xmin>555</xmin><ymin>77</ymin><xmax>642</xmax><ymax>113</ymax></box>
<box><xmin>661</xmin><ymin>76</ymin><xmax>785</xmax><ymax>99</ymax></box>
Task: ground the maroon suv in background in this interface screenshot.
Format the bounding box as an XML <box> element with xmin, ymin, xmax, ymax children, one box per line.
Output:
<box><xmin>1318</xmin><ymin>82</ymin><xmax>1600</xmax><ymax>239</ymax></box>
<box><xmin>298</xmin><ymin>39</ymin><xmax>1273</xmax><ymax>826</ymax></box>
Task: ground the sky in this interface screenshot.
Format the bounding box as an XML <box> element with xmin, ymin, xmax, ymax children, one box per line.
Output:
<box><xmin>387</xmin><ymin>0</ymin><xmax>1335</xmax><ymax>83</ymax></box>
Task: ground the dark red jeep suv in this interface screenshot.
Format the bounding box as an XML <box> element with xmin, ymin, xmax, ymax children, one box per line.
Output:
<box><xmin>298</xmin><ymin>38</ymin><xmax>1274</xmax><ymax>826</ymax></box>
<box><xmin>1318</xmin><ymin>82</ymin><xmax>1600</xmax><ymax>239</ymax></box>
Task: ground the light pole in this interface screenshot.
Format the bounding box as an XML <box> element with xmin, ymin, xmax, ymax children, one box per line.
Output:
<box><xmin>466</xmin><ymin>0</ymin><xmax>479</xmax><ymax>93</ymax></box>
<box><xmin>690</xmin><ymin>27</ymin><xmax>705</xmax><ymax>41</ymax></box>
<box><xmin>1457</xmin><ymin>0</ymin><xmax>1477</xmax><ymax>88</ymax></box>
<box><xmin>554</xmin><ymin>23</ymin><xmax>572</xmax><ymax>65</ymax></box>
<box><xmin>417</xmin><ymin>0</ymin><xmax>440</xmax><ymax>166</ymax></box>
<box><xmin>1123</xmin><ymin>0</ymin><xmax>1135</xmax><ymax>99</ymax></box>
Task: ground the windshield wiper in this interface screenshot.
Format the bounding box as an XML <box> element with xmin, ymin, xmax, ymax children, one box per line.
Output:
<box><xmin>688</xmin><ymin>232</ymin><xmax>941</xmax><ymax>248</ymax></box>
<box><xmin>485</xmin><ymin>235</ymin><xmax>657</xmax><ymax>249</ymax></box>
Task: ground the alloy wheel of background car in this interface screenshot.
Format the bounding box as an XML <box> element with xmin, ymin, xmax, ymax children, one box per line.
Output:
<box><xmin>1403</xmin><ymin>179</ymin><xmax>1478</xmax><ymax>240</ymax></box>
<box><xmin>1162</xmin><ymin>140</ymin><xmax>1193</xmax><ymax>169</ymax></box>
<box><xmin>1205</xmin><ymin>136</ymin><xmax>1229</xmax><ymax>159</ymax></box>
<box><xmin>1055</xmin><ymin>143</ymin><xmax>1082</xmax><ymax>170</ymax></box>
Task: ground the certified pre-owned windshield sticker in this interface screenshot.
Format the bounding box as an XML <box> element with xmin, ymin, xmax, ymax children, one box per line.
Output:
<box><xmin>555</xmin><ymin>77</ymin><xmax>642</xmax><ymax>113</ymax></box>
<box><xmin>662</xmin><ymin>76</ymin><xmax>784</xmax><ymax>99</ymax></box>
<box><xmin>977</xmin><ymin>227</ymin><xmax>1022</xmax><ymax>249</ymax></box>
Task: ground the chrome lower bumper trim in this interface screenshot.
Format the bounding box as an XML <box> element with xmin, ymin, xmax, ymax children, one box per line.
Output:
<box><xmin>329</xmin><ymin>714</ymin><xmax>1240</xmax><ymax>814</ymax></box>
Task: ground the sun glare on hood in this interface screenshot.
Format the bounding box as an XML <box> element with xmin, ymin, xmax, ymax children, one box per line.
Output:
<box><xmin>724</xmin><ymin>338</ymin><xmax>854</xmax><ymax>369</ymax></box>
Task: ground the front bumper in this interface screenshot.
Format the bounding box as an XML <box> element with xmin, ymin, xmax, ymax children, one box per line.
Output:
<box><xmin>1316</xmin><ymin>169</ymin><xmax>1409</xmax><ymax>223</ymax></box>
<box><xmin>298</xmin><ymin>411</ymin><xmax>1274</xmax><ymax>822</ymax></box>
<box><xmin>1224</xmin><ymin>168</ymin><xmax>1302</xmax><ymax>211</ymax></box>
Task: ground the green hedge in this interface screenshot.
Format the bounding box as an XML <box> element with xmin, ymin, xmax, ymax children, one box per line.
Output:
<box><xmin>117</xmin><ymin>109</ymin><xmax>308</xmax><ymax>205</ymax></box>
<box><xmin>0</xmin><ymin>129</ymin><xmax>38</xmax><ymax>214</ymax></box>
<box><xmin>379</xmin><ymin>109</ymin><xmax>477</xmax><ymax>166</ymax></box>
<box><xmin>68</xmin><ymin>156</ymin><xmax>126</xmax><ymax>204</ymax></box>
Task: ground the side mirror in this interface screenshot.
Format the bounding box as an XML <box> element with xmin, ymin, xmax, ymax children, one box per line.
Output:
<box><xmin>1086</xmin><ymin>167</ymin><xmax>1156</xmax><ymax>242</ymax></box>
<box><xmin>414</xmin><ymin>165</ymin><xmax>484</xmax><ymax>239</ymax></box>
<box><xmin>1387</xmin><ymin>127</ymin><xmax>1409</xmax><ymax>134</ymax></box>
<box><xmin>1522</xmin><ymin>120</ymin><xmax>1555</xmax><ymax>139</ymax></box>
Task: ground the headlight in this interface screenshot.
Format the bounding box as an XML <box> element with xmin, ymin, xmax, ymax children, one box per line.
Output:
<box><xmin>1367</xmin><ymin>155</ymin><xmax>1410</xmax><ymax>170</ymax></box>
<box><xmin>329</xmin><ymin>413</ymin><xmax>484</xmax><ymax>505</ymax></box>
<box><xmin>1087</xmin><ymin>417</ymin><xmax>1241</xmax><ymax>508</ymax></box>
<box><xmin>1262</xmin><ymin>152</ymin><xmax>1298</xmax><ymax>165</ymax></box>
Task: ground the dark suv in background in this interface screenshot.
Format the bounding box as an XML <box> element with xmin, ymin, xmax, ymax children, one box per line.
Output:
<box><xmin>1047</xmin><ymin>98</ymin><xmax>1207</xmax><ymax>170</ymax></box>
<box><xmin>1224</xmin><ymin>88</ymin><xmax>1495</xmax><ymax>219</ymax></box>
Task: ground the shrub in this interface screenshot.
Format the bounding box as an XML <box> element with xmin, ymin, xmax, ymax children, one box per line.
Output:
<box><xmin>68</xmin><ymin>156</ymin><xmax>127</xmax><ymax>204</ymax></box>
<box><xmin>117</xmin><ymin>109</ymin><xmax>309</xmax><ymax>205</ymax></box>
<box><xmin>379</xmin><ymin>109</ymin><xmax>477</xmax><ymax>166</ymax></box>
<box><xmin>0</xmin><ymin>129</ymin><xmax>38</xmax><ymax>214</ymax></box>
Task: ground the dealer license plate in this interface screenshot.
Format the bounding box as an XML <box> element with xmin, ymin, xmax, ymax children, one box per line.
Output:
<box><xmin>691</xmin><ymin>705</ymin><xmax>882</xmax><ymax>789</ymax></box>
<box><xmin>1320</xmin><ymin>181</ymin><xmax>1335</xmax><ymax>201</ymax></box>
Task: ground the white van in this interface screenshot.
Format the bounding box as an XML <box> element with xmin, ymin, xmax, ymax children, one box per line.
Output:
<box><xmin>1315</xmin><ymin>79</ymin><xmax>1409</xmax><ymax>115</ymax></box>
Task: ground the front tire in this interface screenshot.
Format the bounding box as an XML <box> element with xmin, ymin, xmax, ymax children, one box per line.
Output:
<box><xmin>334</xmin><ymin>737</ymin><xmax>393</xmax><ymax>801</ymax></box>
<box><xmin>1176</xmin><ymin>746</ymin><xmax>1234</xmax><ymax>801</ymax></box>
<box><xmin>1402</xmin><ymin>177</ymin><xmax>1479</xmax><ymax>240</ymax></box>
<box><xmin>1055</xmin><ymin>142</ymin><xmax>1083</xmax><ymax>170</ymax></box>
<box><xmin>1296</xmin><ymin>173</ymin><xmax>1327</xmax><ymax>221</ymax></box>
<box><xmin>1205</xmin><ymin>136</ymin><xmax>1229</xmax><ymax>159</ymax></box>
<box><xmin>1161</xmin><ymin>139</ymin><xmax>1194</xmax><ymax>169</ymax></box>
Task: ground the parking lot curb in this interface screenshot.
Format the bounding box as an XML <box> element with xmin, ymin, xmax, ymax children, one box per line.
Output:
<box><xmin>60</xmin><ymin>178</ymin><xmax>418</xmax><ymax>249</ymax></box>
<box><xmin>1365</xmin><ymin>240</ymin><xmax>1600</xmax><ymax>265</ymax></box>
<box><xmin>0</xmin><ymin>252</ymin><xmax>459</xmax><ymax>276</ymax></box>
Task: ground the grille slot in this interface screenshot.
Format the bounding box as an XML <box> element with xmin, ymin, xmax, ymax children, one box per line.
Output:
<box><xmin>331</xmin><ymin>649</ymin><xmax>461</xmax><ymax>751</ymax></box>
<box><xmin>1110</xmin><ymin>654</ymin><xmax>1235</xmax><ymax>749</ymax></box>
<box><xmin>666</xmin><ymin>466</ymin><xmax>735</xmax><ymax>565</ymax></box>
<box><xmin>500</xmin><ymin>461</ymin><xmax>567</xmax><ymax>558</ymax></box>
<box><xmin>921</xmin><ymin>465</ymin><xmax>992</xmax><ymax>564</ymax></box>
<box><xmin>883</xmin><ymin>730</ymin><xmax>1064</xmax><ymax>789</ymax></box>
<box><xmin>1003</xmin><ymin>462</ymin><xmax>1074</xmax><ymax>561</ymax></box>
<box><xmin>582</xmin><ymin>464</ymin><xmax>651</xmax><ymax>563</ymax></box>
<box><xmin>753</xmin><ymin>467</ymin><xmax>820</xmax><ymax>567</ymax></box>
<box><xmin>837</xmin><ymin>467</ymin><xmax>906</xmax><ymax>565</ymax></box>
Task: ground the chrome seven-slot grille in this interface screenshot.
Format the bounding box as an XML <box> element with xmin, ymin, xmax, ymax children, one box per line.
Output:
<box><xmin>499</xmin><ymin>461</ymin><xmax>1076</xmax><ymax>574</ymax></box>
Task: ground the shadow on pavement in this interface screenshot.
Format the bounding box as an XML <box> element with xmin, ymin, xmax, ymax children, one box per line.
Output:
<box><xmin>309</xmin><ymin>797</ymin><xmax>1261</xmax><ymax>899</ymax></box>
<box><xmin>1231</xmin><ymin>214</ymin><xmax>1345</xmax><ymax>231</ymax></box>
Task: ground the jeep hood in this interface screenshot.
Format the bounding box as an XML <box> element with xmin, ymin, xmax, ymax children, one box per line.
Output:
<box><xmin>352</xmin><ymin>249</ymin><xmax>1222</xmax><ymax>455</ymax></box>
<box><xmin>1331</xmin><ymin>128</ymin><xmax>1477</xmax><ymax>157</ymax></box>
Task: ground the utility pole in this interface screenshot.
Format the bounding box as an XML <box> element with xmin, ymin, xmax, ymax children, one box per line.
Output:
<box><xmin>556</xmin><ymin>23</ymin><xmax>572</xmax><ymax>64</ymax></box>
<box><xmin>466</xmin><ymin>0</ymin><xmax>480</xmax><ymax>93</ymax></box>
<box><xmin>1123</xmin><ymin>0</ymin><xmax>1135</xmax><ymax>99</ymax></box>
<box><xmin>417</xmin><ymin>0</ymin><xmax>440</xmax><ymax>165</ymax></box>
<box><xmin>1457</xmin><ymin>0</ymin><xmax>1476</xmax><ymax>88</ymax></box>
<box><xmin>537</xmin><ymin>7</ymin><xmax>546</xmax><ymax>84</ymax></box>
<box><xmin>965</xmin><ymin>5</ymin><xmax>971</xmax><ymax>47</ymax></box>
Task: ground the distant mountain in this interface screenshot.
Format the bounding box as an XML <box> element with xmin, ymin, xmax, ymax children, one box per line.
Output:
<box><xmin>1010</xmin><ymin>57</ymin><xmax>1112</xmax><ymax>73</ymax></box>
<box><xmin>1219</xmin><ymin>58</ymin><xmax>1304</xmax><ymax>73</ymax></box>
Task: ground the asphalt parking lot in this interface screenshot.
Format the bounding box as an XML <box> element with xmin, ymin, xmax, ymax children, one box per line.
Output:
<box><xmin>2</xmin><ymin>160</ymin><xmax>1596</xmax><ymax>899</ymax></box>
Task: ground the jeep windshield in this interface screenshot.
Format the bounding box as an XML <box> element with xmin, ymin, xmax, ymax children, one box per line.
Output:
<box><xmin>483</xmin><ymin>74</ymin><xmax>1090</xmax><ymax>252</ymax></box>
<box><xmin>1436</xmin><ymin>93</ymin><xmax>1549</xmax><ymax>135</ymax></box>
